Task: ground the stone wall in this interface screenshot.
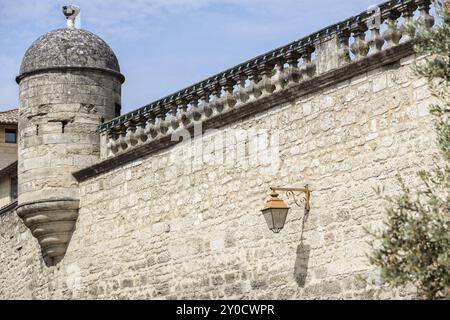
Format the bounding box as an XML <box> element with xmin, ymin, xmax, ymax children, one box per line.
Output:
<box><xmin>0</xmin><ymin>124</ymin><xmax>18</xmax><ymax>170</ymax></box>
<box><xmin>0</xmin><ymin>53</ymin><xmax>439</xmax><ymax>299</ymax></box>
<box><xmin>0</xmin><ymin>176</ymin><xmax>11</xmax><ymax>208</ymax></box>
<box><xmin>0</xmin><ymin>162</ymin><xmax>17</xmax><ymax>210</ymax></box>
<box><xmin>18</xmin><ymin>71</ymin><xmax>121</xmax><ymax>204</ymax></box>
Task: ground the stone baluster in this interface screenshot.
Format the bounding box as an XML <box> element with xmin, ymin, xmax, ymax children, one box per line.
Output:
<box><xmin>207</xmin><ymin>84</ymin><xmax>223</xmax><ymax>116</ymax></box>
<box><xmin>337</xmin><ymin>28</ymin><xmax>351</xmax><ymax>66</ymax></box>
<box><xmin>257</xmin><ymin>62</ymin><xmax>275</xmax><ymax>98</ymax></box>
<box><xmin>350</xmin><ymin>22</ymin><xmax>369</xmax><ymax>60</ymax></box>
<box><xmin>187</xmin><ymin>93</ymin><xmax>202</xmax><ymax>122</ymax></box>
<box><xmin>417</xmin><ymin>0</ymin><xmax>434</xmax><ymax>28</ymax></box>
<box><xmin>245</xmin><ymin>67</ymin><xmax>262</xmax><ymax>102</ymax></box>
<box><xmin>368</xmin><ymin>15</ymin><xmax>385</xmax><ymax>54</ymax></box>
<box><xmin>134</xmin><ymin>116</ymin><xmax>148</xmax><ymax>143</ymax></box>
<box><xmin>383</xmin><ymin>10</ymin><xmax>402</xmax><ymax>48</ymax></box>
<box><xmin>144</xmin><ymin>110</ymin><xmax>158</xmax><ymax>139</ymax></box>
<box><xmin>177</xmin><ymin>98</ymin><xmax>191</xmax><ymax>128</ymax></box>
<box><xmin>152</xmin><ymin>112</ymin><xmax>162</xmax><ymax>139</ymax></box>
<box><xmin>105</xmin><ymin>135</ymin><xmax>113</xmax><ymax>157</ymax></box>
<box><xmin>198</xmin><ymin>87</ymin><xmax>212</xmax><ymax>119</ymax></box>
<box><xmin>106</xmin><ymin>130</ymin><xmax>119</xmax><ymax>156</ymax></box>
<box><xmin>399</xmin><ymin>2</ymin><xmax>418</xmax><ymax>42</ymax></box>
<box><xmin>157</xmin><ymin>105</ymin><xmax>169</xmax><ymax>136</ymax></box>
<box><xmin>168</xmin><ymin>103</ymin><xmax>180</xmax><ymax>132</ymax></box>
<box><xmin>271</xmin><ymin>57</ymin><xmax>286</xmax><ymax>93</ymax></box>
<box><xmin>124</xmin><ymin>120</ymin><xmax>138</xmax><ymax>147</ymax></box>
<box><xmin>233</xmin><ymin>73</ymin><xmax>249</xmax><ymax>107</ymax></box>
<box><xmin>283</xmin><ymin>50</ymin><xmax>301</xmax><ymax>87</ymax></box>
<box><xmin>220</xmin><ymin>77</ymin><xmax>236</xmax><ymax>112</ymax></box>
<box><xmin>300</xmin><ymin>45</ymin><xmax>316</xmax><ymax>78</ymax></box>
<box><xmin>117</xmin><ymin>125</ymin><xmax>128</xmax><ymax>151</ymax></box>
<box><xmin>141</xmin><ymin>112</ymin><xmax>151</xmax><ymax>138</ymax></box>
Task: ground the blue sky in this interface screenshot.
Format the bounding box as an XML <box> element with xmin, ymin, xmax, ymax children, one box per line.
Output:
<box><xmin>0</xmin><ymin>0</ymin><xmax>379</xmax><ymax>113</ymax></box>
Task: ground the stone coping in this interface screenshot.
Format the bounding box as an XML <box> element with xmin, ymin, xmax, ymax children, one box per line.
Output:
<box><xmin>16</xmin><ymin>198</ymin><xmax>80</xmax><ymax>212</ymax></box>
<box><xmin>16</xmin><ymin>66</ymin><xmax>125</xmax><ymax>84</ymax></box>
<box><xmin>0</xmin><ymin>201</ymin><xmax>17</xmax><ymax>216</ymax></box>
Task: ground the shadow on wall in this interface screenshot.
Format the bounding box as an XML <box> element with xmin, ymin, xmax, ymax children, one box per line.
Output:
<box><xmin>293</xmin><ymin>244</ymin><xmax>311</xmax><ymax>288</ymax></box>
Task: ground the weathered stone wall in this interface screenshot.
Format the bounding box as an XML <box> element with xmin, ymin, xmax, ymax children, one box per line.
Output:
<box><xmin>0</xmin><ymin>54</ymin><xmax>439</xmax><ymax>299</ymax></box>
<box><xmin>18</xmin><ymin>71</ymin><xmax>121</xmax><ymax>204</ymax></box>
<box><xmin>0</xmin><ymin>176</ymin><xmax>11</xmax><ymax>208</ymax></box>
<box><xmin>0</xmin><ymin>124</ymin><xmax>18</xmax><ymax>170</ymax></box>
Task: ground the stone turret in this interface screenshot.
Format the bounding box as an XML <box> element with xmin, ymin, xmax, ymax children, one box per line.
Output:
<box><xmin>16</xmin><ymin>6</ymin><xmax>124</xmax><ymax>265</ymax></box>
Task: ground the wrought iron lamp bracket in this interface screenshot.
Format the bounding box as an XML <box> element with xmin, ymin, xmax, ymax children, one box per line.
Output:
<box><xmin>270</xmin><ymin>185</ymin><xmax>311</xmax><ymax>212</ymax></box>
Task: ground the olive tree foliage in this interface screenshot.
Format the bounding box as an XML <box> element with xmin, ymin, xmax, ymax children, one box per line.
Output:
<box><xmin>369</xmin><ymin>0</ymin><xmax>450</xmax><ymax>300</ymax></box>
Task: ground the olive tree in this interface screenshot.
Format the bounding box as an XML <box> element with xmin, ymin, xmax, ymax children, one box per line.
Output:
<box><xmin>369</xmin><ymin>0</ymin><xmax>450</xmax><ymax>300</ymax></box>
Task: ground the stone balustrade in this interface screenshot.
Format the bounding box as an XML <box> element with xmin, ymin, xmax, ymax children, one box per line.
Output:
<box><xmin>100</xmin><ymin>0</ymin><xmax>435</xmax><ymax>159</ymax></box>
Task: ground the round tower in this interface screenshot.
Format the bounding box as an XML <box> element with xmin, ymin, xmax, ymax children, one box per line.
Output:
<box><xmin>16</xmin><ymin>6</ymin><xmax>124</xmax><ymax>265</ymax></box>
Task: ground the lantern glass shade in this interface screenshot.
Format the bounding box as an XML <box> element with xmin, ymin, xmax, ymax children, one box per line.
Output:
<box><xmin>262</xmin><ymin>207</ymin><xmax>290</xmax><ymax>233</ymax></box>
<box><xmin>261</xmin><ymin>191</ymin><xmax>290</xmax><ymax>233</ymax></box>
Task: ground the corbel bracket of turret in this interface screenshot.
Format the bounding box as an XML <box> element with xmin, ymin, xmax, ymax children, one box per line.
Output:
<box><xmin>16</xmin><ymin>199</ymin><xmax>79</xmax><ymax>266</ymax></box>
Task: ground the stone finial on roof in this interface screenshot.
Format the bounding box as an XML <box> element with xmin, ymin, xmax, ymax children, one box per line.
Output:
<box><xmin>62</xmin><ymin>5</ymin><xmax>80</xmax><ymax>29</ymax></box>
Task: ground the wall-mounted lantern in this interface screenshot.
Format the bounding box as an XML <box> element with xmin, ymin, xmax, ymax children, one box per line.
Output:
<box><xmin>261</xmin><ymin>185</ymin><xmax>311</xmax><ymax>233</ymax></box>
